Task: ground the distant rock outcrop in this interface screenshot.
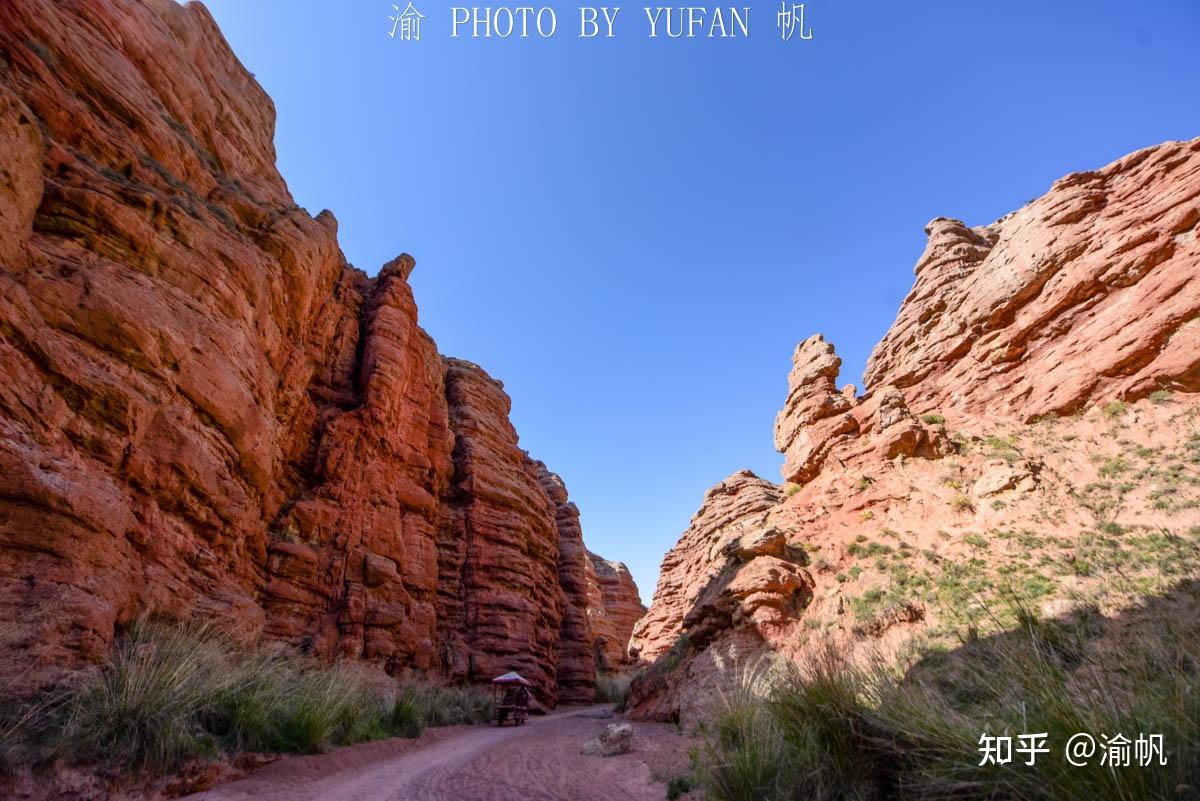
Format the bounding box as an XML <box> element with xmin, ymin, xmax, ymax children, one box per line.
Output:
<box><xmin>0</xmin><ymin>0</ymin><xmax>638</xmax><ymax>703</ymax></box>
<box><xmin>628</xmin><ymin>471</ymin><xmax>795</xmax><ymax>660</ymax></box>
<box><xmin>586</xmin><ymin>551</ymin><xmax>646</xmax><ymax>670</ymax></box>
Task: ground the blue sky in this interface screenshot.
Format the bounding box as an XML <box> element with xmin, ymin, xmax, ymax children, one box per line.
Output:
<box><xmin>197</xmin><ymin>1</ymin><xmax>1200</xmax><ymax>601</ymax></box>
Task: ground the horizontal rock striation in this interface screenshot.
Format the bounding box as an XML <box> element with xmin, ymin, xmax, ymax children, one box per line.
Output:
<box><xmin>0</xmin><ymin>0</ymin><xmax>638</xmax><ymax>702</ymax></box>
<box><xmin>628</xmin><ymin>471</ymin><xmax>795</xmax><ymax>660</ymax></box>
<box><xmin>585</xmin><ymin>551</ymin><xmax>645</xmax><ymax>671</ymax></box>
<box><xmin>537</xmin><ymin>462</ymin><xmax>596</xmax><ymax>702</ymax></box>
<box><xmin>436</xmin><ymin>361</ymin><xmax>565</xmax><ymax>700</ymax></box>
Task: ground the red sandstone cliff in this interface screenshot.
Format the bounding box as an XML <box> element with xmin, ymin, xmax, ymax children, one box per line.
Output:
<box><xmin>629</xmin><ymin>138</ymin><xmax>1200</xmax><ymax>721</ymax></box>
<box><xmin>586</xmin><ymin>551</ymin><xmax>645</xmax><ymax>670</ymax></box>
<box><xmin>866</xmin><ymin>142</ymin><xmax>1200</xmax><ymax>422</ymax></box>
<box><xmin>0</xmin><ymin>0</ymin><xmax>640</xmax><ymax>702</ymax></box>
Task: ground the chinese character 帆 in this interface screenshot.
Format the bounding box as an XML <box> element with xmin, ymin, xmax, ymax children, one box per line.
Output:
<box><xmin>388</xmin><ymin>2</ymin><xmax>426</xmax><ymax>41</ymax></box>
<box><xmin>1135</xmin><ymin>733</ymin><xmax>1167</xmax><ymax>767</ymax></box>
<box><xmin>777</xmin><ymin>2</ymin><xmax>812</xmax><ymax>41</ymax></box>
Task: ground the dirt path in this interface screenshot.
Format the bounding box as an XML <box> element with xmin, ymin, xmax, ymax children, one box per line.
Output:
<box><xmin>187</xmin><ymin>708</ymin><xmax>689</xmax><ymax>801</ymax></box>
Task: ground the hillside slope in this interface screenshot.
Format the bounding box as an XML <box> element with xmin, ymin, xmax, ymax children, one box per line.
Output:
<box><xmin>629</xmin><ymin>138</ymin><xmax>1200</xmax><ymax>721</ymax></box>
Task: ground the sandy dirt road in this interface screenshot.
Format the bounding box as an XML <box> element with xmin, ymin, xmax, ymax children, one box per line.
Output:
<box><xmin>187</xmin><ymin>708</ymin><xmax>689</xmax><ymax>801</ymax></box>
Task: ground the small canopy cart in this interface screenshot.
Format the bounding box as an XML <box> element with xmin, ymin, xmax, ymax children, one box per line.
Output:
<box><xmin>492</xmin><ymin>671</ymin><xmax>532</xmax><ymax>726</ymax></box>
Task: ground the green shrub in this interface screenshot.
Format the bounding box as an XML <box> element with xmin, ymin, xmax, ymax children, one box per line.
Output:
<box><xmin>389</xmin><ymin>687</ymin><xmax>427</xmax><ymax>738</ymax></box>
<box><xmin>268</xmin><ymin>667</ymin><xmax>390</xmax><ymax>754</ymax></box>
<box><xmin>1103</xmin><ymin>400</ymin><xmax>1129</xmax><ymax>419</ymax></box>
<box><xmin>35</xmin><ymin>620</ymin><xmax>490</xmax><ymax>775</ymax></box>
<box><xmin>595</xmin><ymin>672</ymin><xmax>634</xmax><ymax>706</ymax></box>
<box><xmin>393</xmin><ymin>682</ymin><xmax>493</xmax><ymax>730</ymax></box>
<box><xmin>63</xmin><ymin>620</ymin><xmax>231</xmax><ymax>771</ymax></box>
<box><xmin>702</xmin><ymin>698</ymin><xmax>791</xmax><ymax>801</ymax></box>
<box><xmin>650</xmin><ymin>635</ymin><xmax>691</xmax><ymax>678</ymax></box>
<box><xmin>963</xmin><ymin>532</ymin><xmax>989</xmax><ymax>549</ymax></box>
<box><xmin>667</xmin><ymin>772</ymin><xmax>696</xmax><ymax>799</ymax></box>
<box><xmin>1099</xmin><ymin>456</ymin><xmax>1131</xmax><ymax>478</ymax></box>
<box><xmin>921</xmin><ymin>413</ymin><xmax>945</xmax><ymax>425</ymax></box>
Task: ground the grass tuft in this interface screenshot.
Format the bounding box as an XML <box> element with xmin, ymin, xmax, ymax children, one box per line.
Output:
<box><xmin>12</xmin><ymin>619</ymin><xmax>491</xmax><ymax>776</ymax></box>
<box><xmin>595</xmin><ymin>672</ymin><xmax>634</xmax><ymax>707</ymax></box>
<box><xmin>698</xmin><ymin>595</ymin><xmax>1200</xmax><ymax>801</ymax></box>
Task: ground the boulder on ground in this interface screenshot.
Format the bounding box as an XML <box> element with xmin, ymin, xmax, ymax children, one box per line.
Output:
<box><xmin>581</xmin><ymin>723</ymin><xmax>633</xmax><ymax>757</ymax></box>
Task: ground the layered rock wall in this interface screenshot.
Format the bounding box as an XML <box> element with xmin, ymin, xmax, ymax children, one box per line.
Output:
<box><xmin>628</xmin><ymin>471</ymin><xmax>799</xmax><ymax>660</ymax></box>
<box><xmin>866</xmin><ymin>140</ymin><xmax>1200</xmax><ymax>421</ymax></box>
<box><xmin>538</xmin><ymin>463</ymin><xmax>596</xmax><ymax>702</ymax></box>
<box><xmin>0</xmin><ymin>0</ymin><xmax>639</xmax><ymax>701</ymax></box>
<box><xmin>585</xmin><ymin>551</ymin><xmax>645</xmax><ymax>670</ymax></box>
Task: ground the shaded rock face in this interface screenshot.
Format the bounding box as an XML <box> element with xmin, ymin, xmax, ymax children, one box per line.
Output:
<box><xmin>434</xmin><ymin>360</ymin><xmax>567</xmax><ymax>701</ymax></box>
<box><xmin>628</xmin><ymin>471</ymin><xmax>807</xmax><ymax>661</ymax></box>
<box><xmin>866</xmin><ymin>140</ymin><xmax>1200</xmax><ymax>422</ymax></box>
<box><xmin>630</xmin><ymin>138</ymin><xmax>1200</xmax><ymax>722</ymax></box>
<box><xmin>0</xmin><ymin>0</ymin><xmax>639</xmax><ymax>703</ymax></box>
<box><xmin>537</xmin><ymin>461</ymin><xmax>595</xmax><ymax>703</ymax></box>
<box><xmin>585</xmin><ymin>551</ymin><xmax>645</xmax><ymax>671</ymax></box>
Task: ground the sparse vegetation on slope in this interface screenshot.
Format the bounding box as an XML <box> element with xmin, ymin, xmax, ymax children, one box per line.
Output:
<box><xmin>699</xmin><ymin>590</ymin><xmax>1200</xmax><ymax>801</ymax></box>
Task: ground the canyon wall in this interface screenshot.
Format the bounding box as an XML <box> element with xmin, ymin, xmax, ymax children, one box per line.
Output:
<box><xmin>629</xmin><ymin>137</ymin><xmax>1200</xmax><ymax>721</ymax></box>
<box><xmin>0</xmin><ymin>0</ymin><xmax>640</xmax><ymax>703</ymax></box>
<box><xmin>586</xmin><ymin>550</ymin><xmax>645</xmax><ymax>671</ymax></box>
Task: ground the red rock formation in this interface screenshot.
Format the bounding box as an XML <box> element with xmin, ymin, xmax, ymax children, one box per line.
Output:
<box><xmin>774</xmin><ymin>335</ymin><xmax>949</xmax><ymax>487</ymax></box>
<box><xmin>262</xmin><ymin>255</ymin><xmax>454</xmax><ymax>670</ymax></box>
<box><xmin>866</xmin><ymin>140</ymin><xmax>1200</xmax><ymax>421</ymax></box>
<box><xmin>774</xmin><ymin>335</ymin><xmax>859</xmax><ymax>485</ymax></box>
<box><xmin>585</xmin><ymin>551</ymin><xmax>645</xmax><ymax>671</ymax></box>
<box><xmin>628</xmin><ymin>471</ymin><xmax>802</xmax><ymax>660</ymax></box>
<box><xmin>435</xmin><ymin>360</ymin><xmax>565</xmax><ymax>700</ymax></box>
<box><xmin>630</xmin><ymin>138</ymin><xmax>1200</xmax><ymax>722</ymax></box>
<box><xmin>537</xmin><ymin>462</ymin><xmax>595</xmax><ymax>702</ymax></box>
<box><xmin>0</xmin><ymin>0</ymin><xmax>639</xmax><ymax>703</ymax></box>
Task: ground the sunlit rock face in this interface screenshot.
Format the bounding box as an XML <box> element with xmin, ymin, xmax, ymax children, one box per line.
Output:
<box><xmin>866</xmin><ymin>140</ymin><xmax>1200</xmax><ymax>421</ymax></box>
<box><xmin>0</xmin><ymin>0</ymin><xmax>639</xmax><ymax>704</ymax></box>
<box><xmin>628</xmin><ymin>137</ymin><xmax>1200</xmax><ymax>722</ymax></box>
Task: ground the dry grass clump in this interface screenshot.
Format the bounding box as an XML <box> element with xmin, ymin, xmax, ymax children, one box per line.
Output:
<box><xmin>595</xmin><ymin>672</ymin><xmax>635</xmax><ymax>707</ymax></box>
<box><xmin>699</xmin><ymin>595</ymin><xmax>1200</xmax><ymax>801</ymax></box>
<box><xmin>4</xmin><ymin>619</ymin><xmax>492</xmax><ymax>776</ymax></box>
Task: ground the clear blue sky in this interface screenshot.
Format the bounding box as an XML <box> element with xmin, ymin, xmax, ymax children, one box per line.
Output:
<box><xmin>197</xmin><ymin>1</ymin><xmax>1199</xmax><ymax>601</ymax></box>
